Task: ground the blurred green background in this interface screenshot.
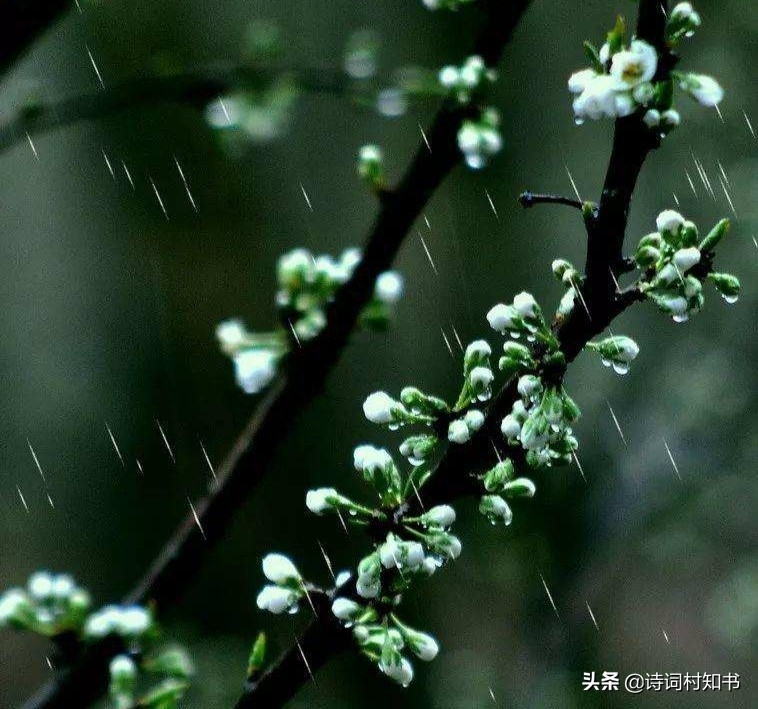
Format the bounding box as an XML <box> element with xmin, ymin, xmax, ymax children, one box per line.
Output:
<box><xmin>0</xmin><ymin>0</ymin><xmax>755</xmax><ymax>707</ymax></box>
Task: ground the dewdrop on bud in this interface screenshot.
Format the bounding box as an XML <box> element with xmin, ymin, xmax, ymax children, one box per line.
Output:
<box><xmin>407</xmin><ymin>630</ymin><xmax>439</xmax><ymax>662</ymax></box>
<box><xmin>262</xmin><ymin>553</ymin><xmax>300</xmax><ymax>584</ymax></box>
<box><xmin>379</xmin><ymin>656</ymin><xmax>414</xmax><ymax>687</ymax></box>
<box><xmin>709</xmin><ymin>272</ymin><xmax>740</xmax><ymax>304</ymax></box>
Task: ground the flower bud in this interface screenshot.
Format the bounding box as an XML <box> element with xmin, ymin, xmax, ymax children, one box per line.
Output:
<box><xmin>699</xmin><ymin>218</ymin><xmax>730</xmax><ymax>252</ymax></box>
<box><xmin>656</xmin><ymin>209</ymin><xmax>685</xmax><ymax>235</ymax></box>
<box><xmin>363</xmin><ymin>391</ymin><xmax>402</xmax><ymax>424</ymax></box>
<box><xmin>479</xmin><ymin>495</ymin><xmax>513</xmax><ymax>525</ymax></box>
<box><xmin>673</xmin><ymin>247</ymin><xmax>701</xmax><ymax>272</ymax></box>
<box><xmin>421</xmin><ymin>505</ymin><xmax>456</xmax><ymax>529</ymax></box>
<box><xmin>256</xmin><ymin>585</ymin><xmax>299</xmax><ymax>614</ymax></box>
<box><xmin>331</xmin><ymin>598</ymin><xmax>363</xmax><ymax>622</ymax></box>
<box><xmin>483</xmin><ymin>458</ymin><xmax>514</xmax><ymax>492</ymax></box>
<box><xmin>262</xmin><ymin>553</ymin><xmax>300</xmax><ymax>584</ymax></box>
<box><xmin>486</xmin><ymin>303</ymin><xmax>518</xmax><ymax>333</ymax></box>
<box><xmin>502</xmin><ymin>478</ymin><xmax>536</xmax><ymax>498</ymax></box>
<box><xmin>305</xmin><ymin>487</ymin><xmax>340</xmax><ymax>515</ymax></box>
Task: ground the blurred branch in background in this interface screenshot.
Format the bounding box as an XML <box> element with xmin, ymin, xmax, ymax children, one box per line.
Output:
<box><xmin>237</xmin><ymin>1</ymin><xmax>679</xmax><ymax>705</ymax></box>
<box><xmin>0</xmin><ymin>0</ymin><xmax>72</xmax><ymax>79</ymax></box>
<box><xmin>0</xmin><ymin>65</ymin><xmax>360</xmax><ymax>156</ymax></box>
<box><xmin>17</xmin><ymin>0</ymin><xmax>533</xmax><ymax>707</ymax></box>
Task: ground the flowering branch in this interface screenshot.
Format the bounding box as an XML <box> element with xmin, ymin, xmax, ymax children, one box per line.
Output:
<box><xmin>237</xmin><ymin>1</ymin><xmax>740</xmax><ymax>705</ymax></box>
<box><xmin>11</xmin><ymin>2</ymin><xmax>533</xmax><ymax>708</ymax></box>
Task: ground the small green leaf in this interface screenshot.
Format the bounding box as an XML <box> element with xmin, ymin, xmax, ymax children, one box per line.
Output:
<box><xmin>582</xmin><ymin>41</ymin><xmax>604</xmax><ymax>73</ymax></box>
<box><xmin>247</xmin><ymin>632</ymin><xmax>267</xmax><ymax>679</ymax></box>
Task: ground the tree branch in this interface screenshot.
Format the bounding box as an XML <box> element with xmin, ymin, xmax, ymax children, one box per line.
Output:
<box><xmin>19</xmin><ymin>1</ymin><xmax>532</xmax><ymax>708</ymax></box>
<box><xmin>0</xmin><ymin>65</ymin><xmax>365</xmax><ymax>156</ymax></box>
<box><xmin>0</xmin><ymin>0</ymin><xmax>72</xmax><ymax>81</ymax></box>
<box><xmin>235</xmin><ymin>2</ymin><xmax>672</xmax><ymax>705</ymax></box>
<box><xmin>518</xmin><ymin>191</ymin><xmax>583</xmax><ymax>211</ymax></box>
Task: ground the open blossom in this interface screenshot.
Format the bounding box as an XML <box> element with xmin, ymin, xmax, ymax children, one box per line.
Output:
<box><xmin>610</xmin><ymin>40</ymin><xmax>658</xmax><ymax>88</ymax></box>
<box><xmin>573</xmin><ymin>74</ymin><xmax>620</xmax><ymax>120</ymax></box>
<box><xmin>567</xmin><ymin>68</ymin><xmax>597</xmax><ymax>94</ymax></box>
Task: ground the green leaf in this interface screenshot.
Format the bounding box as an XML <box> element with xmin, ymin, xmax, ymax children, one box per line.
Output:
<box><xmin>606</xmin><ymin>15</ymin><xmax>627</xmax><ymax>56</ymax></box>
<box><xmin>247</xmin><ymin>632</ymin><xmax>267</xmax><ymax>679</ymax></box>
<box><xmin>582</xmin><ymin>41</ymin><xmax>604</xmax><ymax>73</ymax></box>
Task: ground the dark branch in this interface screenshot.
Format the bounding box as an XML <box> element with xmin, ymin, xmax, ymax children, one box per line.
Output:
<box><xmin>0</xmin><ymin>65</ymin><xmax>356</xmax><ymax>156</ymax></box>
<box><xmin>235</xmin><ymin>2</ymin><xmax>672</xmax><ymax>705</ymax></box>
<box><xmin>19</xmin><ymin>1</ymin><xmax>532</xmax><ymax>708</ymax></box>
<box><xmin>0</xmin><ymin>0</ymin><xmax>72</xmax><ymax>80</ymax></box>
<box><xmin>518</xmin><ymin>191</ymin><xmax>583</xmax><ymax>211</ymax></box>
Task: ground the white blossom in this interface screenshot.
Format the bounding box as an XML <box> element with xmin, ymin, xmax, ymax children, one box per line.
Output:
<box><xmin>501</xmin><ymin>414</ymin><xmax>521</xmax><ymax>439</ymax></box>
<box><xmin>486</xmin><ymin>303</ymin><xmax>517</xmax><ymax>333</ymax></box>
<box><xmin>609</xmin><ymin>40</ymin><xmax>658</xmax><ymax>88</ymax></box>
<box><xmin>656</xmin><ymin>209</ymin><xmax>685</xmax><ymax>234</ymax></box>
<box><xmin>447</xmin><ymin>419</ymin><xmax>470</xmax><ymax>444</ymax></box>
<box><xmin>408</xmin><ymin>631</ymin><xmax>440</xmax><ymax>661</ymax></box>
<box><xmin>119</xmin><ymin>606</ymin><xmax>151</xmax><ymax>635</ymax></box>
<box><xmin>573</xmin><ymin>74</ymin><xmax>620</xmax><ymax>120</ymax></box>
<box><xmin>216</xmin><ymin>319</ymin><xmax>247</xmax><ymax>354</ymax></box>
<box><xmin>110</xmin><ymin>655</ymin><xmax>137</xmax><ymax>681</ymax></box>
<box><xmin>233</xmin><ymin>350</ymin><xmax>278</xmax><ymax>394</ymax></box>
<box><xmin>262</xmin><ymin>553</ymin><xmax>300</xmax><ymax>584</ymax></box>
<box><xmin>683</xmin><ymin>74</ymin><xmax>724</xmax><ymax>106</ymax></box>
<box><xmin>567</xmin><ymin>69</ymin><xmax>597</xmax><ymax>94</ymax></box>
<box><xmin>331</xmin><ymin>598</ymin><xmax>362</xmax><ymax>621</ymax></box>
<box><xmin>353</xmin><ymin>444</ymin><xmax>393</xmax><ymax>474</ymax></box>
<box><xmin>643</xmin><ymin>109</ymin><xmax>661</xmax><ymax>127</ymax></box>
<box><xmin>512</xmin><ymin>292</ymin><xmax>538</xmax><ymax>319</ymax></box>
<box><xmin>614</xmin><ymin>92</ymin><xmax>635</xmax><ymax>117</ymax></box>
<box><xmin>0</xmin><ymin>590</ymin><xmax>29</xmax><ymax>624</ymax></box>
<box><xmin>305</xmin><ymin>487</ymin><xmax>339</xmax><ymax>514</ymax></box>
<box><xmin>362</xmin><ymin>391</ymin><xmax>399</xmax><ymax>424</ymax></box>
<box><xmin>356</xmin><ymin>576</ymin><xmax>381</xmax><ymax>599</ymax></box>
<box><xmin>465</xmin><ymin>339</ymin><xmax>491</xmax><ymax>358</ymax></box>
<box><xmin>256</xmin><ymin>585</ymin><xmax>298</xmax><ymax>614</ymax></box>
<box><xmin>379</xmin><ymin>656</ymin><xmax>414</xmax><ymax>687</ymax></box>
<box><xmin>464</xmin><ymin>409</ymin><xmax>485</xmax><ymax>432</ymax></box>
<box><xmin>422</xmin><ymin>505</ymin><xmax>456</xmax><ymax>528</ymax></box>
<box><xmin>661</xmin><ymin>109</ymin><xmax>681</xmax><ymax>126</ymax></box>
<box><xmin>375</xmin><ymin>271</ymin><xmax>404</xmax><ymax>303</ymax></box>
<box><xmin>673</xmin><ymin>247</ymin><xmax>701</xmax><ymax>271</ymax></box>
<box><xmin>28</xmin><ymin>572</ymin><xmax>54</xmax><ymax>600</ymax></box>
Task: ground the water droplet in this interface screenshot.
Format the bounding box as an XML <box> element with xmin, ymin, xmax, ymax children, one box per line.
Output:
<box><xmin>612</xmin><ymin>362</ymin><xmax>629</xmax><ymax>375</ymax></box>
<box><xmin>601</xmin><ymin>358</ymin><xmax>611</xmax><ymax>368</ymax></box>
<box><xmin>511</xmin><ymin>331</ymin><xmax>521</xmax><ymax>339</ymax></box>
<box><xmin>526</xmin><ymin>334</ymin><xmax>536</xmax><ymax>342</ymax></box>
<box><xmin>389</xmin><ymin>423</ymin><xmax>400</xmax><ymax>431</ymax></box>
<box><xmin>723</xmin><ymin>294</ymin><xmax>738</xmax><ymax>304</ymax></box>
<box><xmin>574</xmin><ymin>117</ymin><xmax>585</xmax><ymax>126</ymax></box>
<box><xmin>672</xmin><ymin>313</ymin><xmax>689</xmax><ymax>323</ymax></box>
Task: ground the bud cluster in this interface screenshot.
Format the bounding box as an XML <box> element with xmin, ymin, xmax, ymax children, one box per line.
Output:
<box><xmin>457</xmin><ymin>107</ymin><xmax>503</xmax><ymax>170</ymax></box>
<box><xmin>0</xmin><ymin>572</ymin><xmax>90</xmax><ymax>636</ymax></box>
<box><xmin>109</xmin><ymin>646</ymin><xmax>193</xmax><ymax>709</ymax></box>
<box><xmin>255</xmin><ymin>553</ymin><xmax>305</xmax><ymax>615</ymax></box>
<box><xmin>586</xmin><ymin>336</ymin><xmax>640</xmax><ymax>375</ymax></box>
<box><xmin>216</xmin><ymin>248</ymin><xmax>403</xmax><ymax>395</ymax></box>
<box><xmin>568</xmin><ymin>7</ymin><xmax>722</xmax><ymax>130</ymax></box>
<box><xmin>635</xmin><ymin>210</ymin><xmax>739</xmax><ymax>322</ymax></box>
<box><xmin>438</xmin><ymin>56</ymin><xmax>496</xmax><ymax>105</ymax></box>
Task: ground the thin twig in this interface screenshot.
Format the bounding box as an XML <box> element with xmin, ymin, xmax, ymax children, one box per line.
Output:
<box><xmin>518</xmin><ymin>191</ymin><xmax>583</xmax><ymax>210</ymax></box>
<box><xmin>236</xmin><ymin>2</ymin><xmax>671</xmax><ymax>706</ymax></box>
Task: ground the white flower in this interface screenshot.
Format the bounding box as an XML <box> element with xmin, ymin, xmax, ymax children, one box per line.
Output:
<box><xmin>614</xmin><ymin>92</ymin><xmax>635</xmax><ymax>117</ymax></box>
<box><xmin>465</xmin><ymin>339</ymin><xmax>491</xmax><ymax>358</ymax></box>
<box><xmin>335</xmin><ymin>570</ymin><xmax>352</xmax><ymax>587</ymax></box>
<box><xmin>422</xmin><ymin>505</ymin><xmax>456</xmax><ymax>528</ymax></box>
<box><xmin>110</xmin><ymin>655</ymin><xmax>137</xmax><ymax>681</ymax></box>
<box><xmin>375</xmin><ymin>271</ymin><xmax>404</xmax><ymax>303</ymax></box>
<box><xmin>661</xmin><ymin>109</ymin><xmax>681</xmax><ymax>126</ymax></box>
<box><xmin>447</xmin><ymin>419</ymin><xmax>470</xmax><ymax>444</ymax></box>
<box><xmin>656</xmin><ymin>209</ymin><xmax>685</xmax><ymax>234</ymax></box>
<box><xmin>353</xmin><ymin>445</ymin><xmax>392</xmax><ymax>475</ymax></box>
<box><xmin>512</xmin><ymin>292</ymin><xmax>538</xmax><ymax>319</ymax></box>
<box><xmin>52</xmin><ymin>575</ymin><xmax>75</xmax><ymax>600</ymax></box>
<box><xmin>119</xmin><ymin>606</ymin><xmax>151</xmax><ymax>635</ymax></box>
<box><xmin>643</xmin><ymin>109</ymin><xmax>661</xmax><ymax>127</ymax></box>
<box><xmin>609</xmin><ymin>40</ymin><xmax>658</xmax><ymax>88</ymax></box>
<box><xmin>438</xmin><ymin>65</ymin><xmax>459</xmax><ymax>88</ymax></box>
<box><xmin>684</xmin><ymin>74</ymin><xmax>724</xmax><ymax>106</ymax></box>
<box><xmin>331</xmin><ymin>598</ymin><xmax>362</xmax><ymax>621</ymax></box>
<box><xmin>517</xmin><ymin>375</ymin><xmax>541</xmax><ymax>398</ymax></box>
<box><xmin>673</xmin><ymin>247</ymin><xmax>701</xmax><ymax>271</ymax></box>
<box><xmin>0</xmin><ymin>589</ymin><xmax>29</xmax><ymax>624</ymax></box>
<box><xmin>464</xmin><ymin>409</ymin><xmax>485</xmax><ymax>432</ymax></box>
<box><xmin>567</xmin><ymin>69</ymin><xmax>597</xmax><ymax>94</ymax></box>
<box><xmin>84</xmin><ymin>606</ymin><xmax>121</xmax><ymax>637</ymax></box>
<box><xmin>380</xmin><ymin>656</ymin><xmax>414</xmax><ymax>687</ymax></box>
<box><xmin>262</xmin><ymin>553</ymin><xmax>300</xmax><ymax>584</ymax></box>
<box><xmin>671</xmin><ymin>2</ymin><xmax>701</xmax><ymax>25</ymax></box>
<box><xmin>340</xmin><ymin>248</ymin><xmax>362</xmax><ymax>274</ymax></box>
<box><xmin>501</xmin><ymin>414</ymin><xmax>521</xmax><ymax>439</ymax></box>
<box><xmin>362</xmin><ymin>391</ymin><xmax>399</xmax><ymax>424</ymax></box>
<box><xmin>409</xmin><ymin>632</ymin><xmax>439</xmax><ymax>662</ymax></box>
<box><xmin>233</xmin><ymin>350</ymin><xmax>277</xmax><ymax>394</ymax></box>
<box><xmin>306</xmin><ymin>487</ymin><xmax>339</xmax><ymax>514</ymax></box>
<box><xmin>486</xmin><ymin>303</ymin><xmax>517</xmax><ymax>333</ymax></box>
<box><xmin>573</xmin><ymin>74</ymin><xmax>620</xmax><ymax>120</ymax></box>
<box><xmin>460</xmin><ymin>56</ymin><xmax>485</xmax><ymax>87</ymax></box>
<box><xmin>216</xmin><ymin>319</ymin><xmax>247</xmax><ymax>354</ymax></box>
<box><xmin>356</xmin><ymin>576</ymin><xmax>380</xmax><ymax>599</ymax></box>
<box><xmin>28</xmin><ymin>572</ymin><xmax>53</xmax><ymax>600</ymax></box>
<box><xmin>256</xmin><ymin>585</ymin><xmax>298</xmax><ymax>614</ymax></box>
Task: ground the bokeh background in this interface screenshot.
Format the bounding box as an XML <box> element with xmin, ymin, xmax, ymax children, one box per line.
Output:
<box><xmin>0</xmin><ymin>0</ymin><xmax>755</xmax><ymax>707</ymax></box>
